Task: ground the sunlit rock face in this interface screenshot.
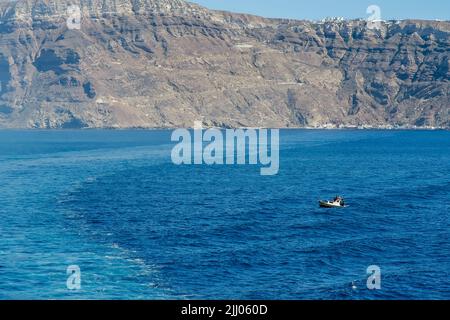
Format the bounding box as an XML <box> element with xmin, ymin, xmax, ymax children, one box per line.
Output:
<box><xmin>0</xmin><ymin>0</ymin><xmax>449</xmax><ymax>128</ymax></box>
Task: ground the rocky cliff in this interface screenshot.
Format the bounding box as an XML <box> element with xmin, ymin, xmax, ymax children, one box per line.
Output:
<box><xmin>0</xmin><ymin>0</ymin><xmax>449</xmax><ymax>128</ymax></box>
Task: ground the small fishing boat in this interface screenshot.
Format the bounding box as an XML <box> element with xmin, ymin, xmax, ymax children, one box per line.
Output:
<box><xmin>319</xmin><ymin>196</ymin><xmax>346</xmax><ymax>208</ymax></box>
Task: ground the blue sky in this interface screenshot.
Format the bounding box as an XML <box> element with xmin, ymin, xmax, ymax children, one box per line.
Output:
<box><xmin>191</xmin><ymin>0</ymin><xmax>450</xmax><ymax>21</ymax></box>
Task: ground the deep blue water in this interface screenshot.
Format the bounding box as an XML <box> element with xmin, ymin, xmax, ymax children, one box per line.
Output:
<box><xmin>0</xmin><ymin>129</ymin><xmax>449</xmax><ymax>299</ymax></box>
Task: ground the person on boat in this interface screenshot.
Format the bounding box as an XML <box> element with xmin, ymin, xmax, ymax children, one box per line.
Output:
<box><xmin>333</xmin><ymin>196</ymin><xmax>344</xmax><ymax>206</ymax></box>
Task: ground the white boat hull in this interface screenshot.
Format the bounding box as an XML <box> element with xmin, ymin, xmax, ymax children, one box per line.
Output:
<box><xmin>319</xmin><ymin>200</ymin><xmax>345</xmax><ymax>208</ymax></box>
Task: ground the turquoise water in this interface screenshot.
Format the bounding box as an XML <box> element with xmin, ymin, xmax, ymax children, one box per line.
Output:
<box><xmin>0</xmin><ymin>130</ymin><xmax>449</xmax><ymax>299</ymax></box>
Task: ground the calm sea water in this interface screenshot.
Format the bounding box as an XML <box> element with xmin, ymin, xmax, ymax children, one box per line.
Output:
<box><xmin>0</xmin><ymin>130</ymin><xmax>449</xmax><ymax>300</ymax></box>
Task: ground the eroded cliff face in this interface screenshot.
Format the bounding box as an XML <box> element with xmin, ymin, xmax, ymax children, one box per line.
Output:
<box><xmin>0</xmin><ymin>0</ymin><xmax>448</xmax><ymax>128</ymax></box>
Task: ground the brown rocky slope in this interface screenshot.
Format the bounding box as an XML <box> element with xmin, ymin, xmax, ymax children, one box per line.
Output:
<box><xmin>0</xmin><ymin>0</ymin><xmax>448</xmax><ymax>128</ymax></box>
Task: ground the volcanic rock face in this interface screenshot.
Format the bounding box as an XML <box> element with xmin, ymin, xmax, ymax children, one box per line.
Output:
<box><xmin>0</xmin><ymin>0</ymin><xmax>448</xmax><ymax>128</ymax></box>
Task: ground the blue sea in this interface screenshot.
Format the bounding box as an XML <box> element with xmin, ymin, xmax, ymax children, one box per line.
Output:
<box><xmin>0</xmin><ymin>129</ymin><xmax>449</xmax><ymax>300</ymax></box>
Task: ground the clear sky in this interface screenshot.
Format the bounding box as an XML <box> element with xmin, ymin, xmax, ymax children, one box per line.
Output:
<box><xmin>190</xmin><ymin>0</ymin><xmax>450</xmax><ymax>21</ymax></box>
